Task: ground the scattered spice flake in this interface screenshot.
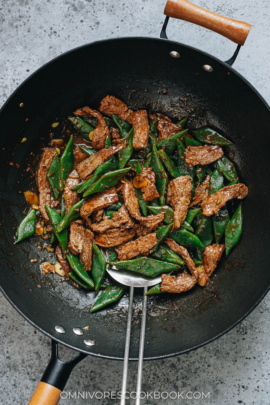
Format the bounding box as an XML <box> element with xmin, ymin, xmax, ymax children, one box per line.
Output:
<box><xmin>162</xmin><ymin>89</ymin><xmax>168</xmax><ymax>94</ymax></box>
<box><xmin>30</xmin><ymin>259</ymin><xmax>38</xmax><ymax>263</ymax></box>
<box><xmin>15</xmin><ymin>164</ymin><xmax>20</xmax><ymax>169</ymax></box>
<box><xmin>26</xmin><ymin>118</ymin><xmax>29</xmax><ymax>121</ymax></box>
<box><xmin>21</xmin><ymin>138</ymin><xmax>27</xmax><ymax>143</ymax></box>
<box><xmin>9</xmin><ymin>162</ymin><xmax>14</xmax><ymax>166</ymax></box>
<box><xmin>52</xmin><ymin>122</ymin><xmax>59</xmax><ymax>128</ymax></box>
<box><xmin>19</xmin><ymin>103</ymin><xmax>24</xmax><ymax>107</ymax></box>
<box><xmin>37</xmin><ymin>285</ymin><xmax>41</xmax><ymax>288</ymax></box>
<box><xmin>83</xmin><ymin>326</ymin><xmax>90</xmax><ymax>330</ymax></box>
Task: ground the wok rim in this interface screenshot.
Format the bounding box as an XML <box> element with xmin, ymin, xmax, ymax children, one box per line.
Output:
<box><xmin>1</xmin><ymin>36</ymin><xmax>270</xmax><ymax>361</ymax></box>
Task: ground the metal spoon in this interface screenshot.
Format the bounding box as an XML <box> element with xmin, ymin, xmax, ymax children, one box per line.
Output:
<box><xmin>106</xmin><ymin>263</ymin><xmax>161</xmax><ymax>405</ymax></box>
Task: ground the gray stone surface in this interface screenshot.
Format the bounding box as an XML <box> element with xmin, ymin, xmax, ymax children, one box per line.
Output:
<box><xmin>1</xmin><ymin>0</ymin><xmax>270</xmax><ymax>404</ymax></box>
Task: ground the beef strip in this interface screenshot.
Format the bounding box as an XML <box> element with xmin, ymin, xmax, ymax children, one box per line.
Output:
<box><xmin>95</xmin><ymin>228</ymin><xmax>136</xmax><ymax>248</ymax></box>
<box><xmin>80</xmin><ymin>188</ymin><xmax>119</xmax><ymax>226</ymax></box>
<box><xmin>110</xmin><ymin>127</ymin><xmax>121</xmax><ymax>139</ymax></box>
<box><xmin>68</xmin><ymin>222</ymin><xmax>85</xmax><ymax>255</ymax></box>
<box><xmin>136</xmin><ymin>213</ymin><xmax>164</xmax><ymax>236</ymax></box>
<box><xmin>37</xmin><ymin>148</ymin><xmax>56</xmax><ymax>222</ymax></box>
<box><xmin>74</xmin><ymin>106</ymin><xmax>110</xmax><ymax>150</ymax></box>
<box><xmin>91</xmin><ymin>205</ymin><xmax>135</xmax><ymax>233</ymax></box>
<box><xmin>73</xmin><ymin>145</ymin><xmax>87</xmax><ymax>167</ymax></box>
<box><xmin>55</xmin><ymin>245</ymin><xmax>80</xmax><ymax>289</ymax></box>
<box><xmin>197</xmin><ymin>244</ymin><xmax>225</xmax><ymax>286</ymax></box>
<box><xmin>184</xmin><ymin>145</ymin><xmax>224</xmax><ymax>167</ymax></box>
<box><xmin>137</xmin><ymin>166</ymin><xmax>160</xmax><ymax>201</ymax></box>
<box><xmin>92</xmin><ymin>209</ymin><xmax>104</xmax><ymax>223</ymax></box>
<box><xmin>189</xmin><ymin>174</ymin><xmax>210</xmax><ymax>207</ymax></box>
<box><xmin>121</xmin><ymin>178</ymin><xmax>142</xmax><ymax>220</ymax></box>
<box><xmin>99</xmin><ymin>95</ymin><xmax>133</xmax><ymax>125</ymax></box>
<box><xmin>155</xmin><ymin>113</ymin><xmax>182</xmax><ymax>140</ymax></box>
<box><xmin>115</xmin><ymin>233</ymin><xmax>157</xmax><ymax>260</ymax></box>
<box><xmin>167</xmin><ymin>176</ymin><xmax>192</xmax><ymax>229</ymax></box>
<box><xmin>80</xmin><ymin>229</ymin><xmax>94</xmax><ymax>272</ymax></box>
<box><xmin>201</xmin><ymin>183</ymin><xmax>248</xmax><ymax>216</ymax></box>
<box><xmin>160</xmin><ymin>271</ymin><xmax>197</xmax><ymax>293</ymax></box>
<box><xmin>131</xmin><ymin>110</ymin><xmax>149</xmax><ymax>149</ymax></box>
<box><xmin>165</xmin><ymin>238</ymin><xmax>198</xmax><ymax>279</ymax></box>
<box><xmin>64</xmin><ymin>170</ymin><xmax>80</xmax><ymax>213</ymax></box>
<box><xmin>76</xmin><ymin>143</ymin><xmax>126</xmax><ymax>179</ymax></box>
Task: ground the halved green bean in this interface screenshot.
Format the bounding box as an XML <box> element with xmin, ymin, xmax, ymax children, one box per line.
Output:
<box><xmin>47</xmin><ymin>155</ymin><xmax>60</xmax><ymax>199</ymax></box>
<box><xmin>151</xmin><ymin>145</ymin><xmax>168</xmax><ymax>205</ymax></box>
<box><xmin>50</xmin><ymin>232</ymin><xmax>56</xmax><ymax>244</ymax></box>
<box><xmin>170</xmin><ymin>228</ymin><xmax>204</xmax><ymax>248</ymax></box>
<box><xmin>150</xmin><ymin>117</ymin><xmax>158</xmax><ymax>137</ymax></box>
<box><xmin>156</xmin><ymin>129</ymin><xmax>188</xmax><ymax>155</ymax></box>
<box><xmin>144</xmin><ymin>154</ymin><xmax>152</xmax><ymax>167</ymax></box>
<box><xmin>213</xmin><ymin>206</ymin><xmax>230</xmax><ymax>243</ymax></box>
<box><xmin>184</xmin><ymin>136</ymin><xmax>202</xmax><ymax>147</ymax></box>
<box><xmin>79</xmin><ymin>145</ymin><xmax>97</xmax><ymax>157</ymax></box>
<box><xmin>153</xmin><ymin>223</ymin><xmax>174</xmax><ymax>253</ymax></box>
<box><xmin>225</xmin><ymin>204</ymin><xmax>243</xmax><ymax>256</ymax></box>
<box><xmin>68</xmin><ymin>117</ymin><xmax>94</xmax><ymax>140</ymax></box>
<box><xmin>195</xmin><ymin>215</ymin><xmax>213</xmax><ymax>246</ymax></box>
<box><xmin>92</xmin><ymin>244</ymin><xmax>107</xmax><ymax>293</ymax></box>
<box><xmin>227</xmin><ymin>179</ymin><xmax>238</xmax><ymax>186</ymax></box>
<box><xmin>78</xmin><ymin>156</ymin><xmax>117</xmax><ymax>194</ymax></box>
<box><xmin>83</xmin><ymin>168</ymin><xmax>131</xmax><ymax>198</ymax></box>
<box><xmin>147</xmin><ymin>205</ymin><xmax>174</xmax><ymax>224</ymax></box>
<box><xmin>151</xmin><ymin>244</ymin><xmax>185</xmax><ymax>266</ymax></box>
<box><xmin>177</xmin><ymin>139</ymin><xmax>195</xmax><ymax>177</ymax></box>
<box><xmin>135</xmin><ymin>162</ymin><xmax>148</xmax><ymax>216</ymax></box>
<box><xmin>181</xmin><ymin>221</ymin><xmax>194</xmax><ymax>233</ymax></box>
<box><xmin>210</xmin><ymin>169</ymin><xmax>224</xmax><ymax>195</ymax></box>
<box><xmin>105</xmin><ymin>135</ymin><xmax>112</xmax><ymax>149</ymax></box>
<box><xmin>176</xmin><ymin>116</ymin><xmax>188</xmax><ymax>128</ymax></box>
<box><xmin>111</xmin><ymin>115</ymin><xmax>131</xmax><ymax>138</ymax></box>
<box><xmin>46</xmin><ymin>205</ymin><xmax>68</xmax><ymax>253</ymax></box>
<box><xmin>186</xmin><ymin>208</ymin><xmax>202</xmax><ymax>224</ymax></box>
<box><xmin>129</xmin><ymin>159</ymin><xmax>144</xmax><ymax>170</ymax></box>
<box><xmin>67</xmin><ymin>252</ymin><xmax>95</xmax><ymax>289</ymax></box>
<box><xmin>159</xmin><ymin>150</ymin><xmax>180</xmax><ymax>178</ymax></box>
<box><xmin>57</xmin><ymin>199</ymin><xmax>85</xmax><ymax>233</ymax></box>
<box><xmin>146</xmin><ymin>283</ymin><xmax>163</xmax><ymax>295</ymax></box>
<box><xmin>196</xmin><ymin>164</ymin><xmax>211</xmax><ymax>185</ymax></box>
<box><xmin>114</xmin><ymin>257</ymin><xmax>180</xmax><ymax>277</ymax></box>
<box><xmin>61</xmin><ymin>197</ymin><xmax>65</xmax><ymax>218</ymax></box>
<box><xmin>216</xmin><ymin>156</ymin><xmax>238</xmax><ymax>182</ymax></box>
<box><xmin>91</xmin><ymin>285</ymin><xmax>126</xmax><ymax>313</ymax></box>
<box><xmin>15</xmin><ymin>209</ymin><xmax>36</xmax><ymax>244</ymax></box>
<box><xmin>118</xmin><ymin>128</ymin><xmax>134</xmax><ymax>169</ymax></box>
<box><xmin>59</xmin><ymin>136</ymin><xmax>74</xmax><ymax>191</ymax></box>
<box><xmin>108</xmin><ymin>202</ymin><xmax>123</xmax><ymax>211</ymax></box>
<box><xmin>190</xmin><ymin>126</ymin><xmax>233</xmax><ymax>146</ymax></box>
<box><xmin>108</xmin><ymin>247</ymin><xmax>118</xmax><ymax>262</ymax></box>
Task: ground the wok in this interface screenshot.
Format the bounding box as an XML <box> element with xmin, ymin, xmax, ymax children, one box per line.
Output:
<box><xmin>1</xmin><ymin>0</ymin><xmax>270</xmax><ymax>403</ymax></box>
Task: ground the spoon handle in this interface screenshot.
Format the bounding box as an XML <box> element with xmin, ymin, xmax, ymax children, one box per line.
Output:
<box><xmin>120</xmin><ymin>286</ymin><xmax>134</xmax><ymax>405</ymax></box>
<box><xmin>135</xmin><ymin>286</ymin><xmax>148</xmax><ymax>405</ymax></box>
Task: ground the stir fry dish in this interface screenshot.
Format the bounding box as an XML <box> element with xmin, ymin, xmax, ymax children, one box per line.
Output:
<box><xmin>15</xmin><ymin>95</ymin><xmax>248</xmax><ymax>312</ymax></box>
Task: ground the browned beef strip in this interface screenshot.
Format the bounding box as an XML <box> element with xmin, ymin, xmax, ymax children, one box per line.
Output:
<box><xmin>80</xmin><ymin>229</ymin><xmax>94</xmax><ymax>272</ymax></box>
<box><xmin>80</xmin><ymin>188</ymin><xmax>119</xmax><ymax>226</ymax></box>
<box><xmin>155</xmin><ymin>113</ymin><xmax>182</xmax><ymax>140</ymax></box>
<box><xmin>68</xmin><ymin>222</ymin><xmax>85</xmax><ymax>255</ymax></box>
<box><xmin>121</xmin><ymin>178</ymin><xmax>142</xmax><ymax>220</ymax></box>
<box><xmin>92</xmin><ymin>209</ymin><xmax>104</xmax><ymax>223</ymax></box>
<box><xmin>131</xmin><ymin>110</ymin><xmax>149</xmax><ymax>149</ymax></box>
<box><xmin>64</xmin><ymin>170</ymin><xmax>80</xmax><ymax>213</ymax></box>
<box><xmin>73</xmin><ymin>145</ymin><xmax>87</xmax><ymax>167</ymax></box>
<box><xmin>201</xmin><ymin>184</ymin><xmax>248</xmax><ymax>216</ymax></box>
<box><xmin>165</xmin><ymin>238</ymin><xmax>198</xmax><ymax>279</ymax></box>
<box><xmin>110</xmin><ymin>127</ymin><xmax>121</xmax><ymax>139</ymax></box>
<box><xmin>99</xmin><ymin>95</ymin><xmax>133</xmax><ymax>125</ymax></box>
<box><xmin>137</xmin><ymin>167</ymin><xmax>160</xmax><ymax>202</ymax></box>
<box><xmin>189</xmin><ymin>175</ymin><xmax>210</xmax><ymax>208</ymax></box>
<box><xmin>136</xmin><ymin>213</ymin><xmax>164</xmax><ymax>237</ymax></box>
<box><xmin>37</xmin><ymin>148</ymin><xmax>56</xmax><ymax>222</ymax></box>
<box><xmin>197</xmin><ymin>244</ymin><xmax>225</xmax><ymax>286</ymax></box>
<box><xmin>160</xmin><ymin>271</ymin><xmax>197</xmax><ymax>293</ymax></box>
<box><xmin>184</xmin><ymin>145</ymin><xmax>224</xmax><ymax>167</ymax></box>
<box><xmin>167</xmin><ymin>176</ymin><xmax>192</xmax><ymax>229</ymax></box>
<box><xmin>74</xmin><ymin>106</ymin><xmax>110</xmax><ymax>150</ymax></box>
<box><xmin>55</xmin><ymin>245</ymin><xmax>80</xmax><ymax>289</ymax></box>
<box><xmin>115</xmin><ymin>233</ymin><xmax>157</xmax><ymax>260</ymax></box>
<box><xmin>95</xmin><ymin>228</ymin><xmax>136</xmax><ymax>248</ymax></box>
<box><xmin>91</xmin><ymin>205</ymin><xmax>135</xmax><ymax>233</ymax></box>
<box><xmin>76</xmin><ymin>143</ymin><xmax>126</xmax><ymax>180</ymax></box>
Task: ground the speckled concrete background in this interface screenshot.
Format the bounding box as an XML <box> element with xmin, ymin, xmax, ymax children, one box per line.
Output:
<box><xmin>1</xmin><ymin>1</ymin><xmax>270</xmax><ymax>404</ymax></box>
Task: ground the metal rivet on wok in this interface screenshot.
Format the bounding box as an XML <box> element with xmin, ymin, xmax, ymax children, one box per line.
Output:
<box><xmin>73</xmin><ymin>328</ymin><xmax>84</xmax><ymax>336</ymax></box>
<box><xmin>55</xmin><ymin>325</ymin><xmax>66</xmax><ymax>334</ymax></box>
<box><xmin>84</xmin><ymin>339</ymin><xmax>95</xmax><ymax>347</ymax></box>
<box><xmin>170</xmin><ymin>51</ymin><xmax>180</xmax><ymax>58</ymax></box>
<box><xmin>203</xmin><ymin>64</ymin><xmax>213</xmax><ymax>72</ymax></box>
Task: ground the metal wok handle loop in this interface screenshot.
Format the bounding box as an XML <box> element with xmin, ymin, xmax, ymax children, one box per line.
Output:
<box><xmin>161</xmin><ymin>0</ymin><xmax>252</xmax><ymax>66</ymax></box>
<box><xmin>28</xmin><ymin>340</ymin><xmax>86</xmax><ymax>405</ymax></box>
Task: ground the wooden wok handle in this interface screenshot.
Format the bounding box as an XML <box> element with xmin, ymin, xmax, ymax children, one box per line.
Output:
<box><xmin>28</xmin><ymin>382</ymin><xmax>61</xmax><ymax>405</ymax></box>
<box><xmin>164</xmin><ymin>0</ymin><xmax>251</xmax><ymax>45</ymax></box>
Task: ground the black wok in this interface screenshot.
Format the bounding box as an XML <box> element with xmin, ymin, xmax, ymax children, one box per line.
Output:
<box><xmin>1</xmin><ymin>0</ymin><xmax>270</xmax><ymax>403</ymax></box>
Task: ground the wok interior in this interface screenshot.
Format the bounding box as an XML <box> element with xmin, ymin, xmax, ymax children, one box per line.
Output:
<box><xmin>1</xmin><ymin>38</ymin><xmax>270</xmax><ymax>359</ymax></box>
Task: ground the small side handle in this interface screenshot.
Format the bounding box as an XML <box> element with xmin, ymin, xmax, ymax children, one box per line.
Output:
<box><xmin>164</xmin><ymin>0</ymin><xmax>251</xmax><ymax>45</ymax></box>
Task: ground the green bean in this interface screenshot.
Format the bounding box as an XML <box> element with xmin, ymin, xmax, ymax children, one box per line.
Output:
<box><xmin>91</xmin><ymin>285</ymin><xmax>127</xmax><ymax>313</ymax></box>
<box><xmin>195</xmin><ymin>215</ymin><xmax>213</xmax><ymax>246</ymax></box>
<box><xmin>108</xmin><ymin>202</ymin><xmax>123</xmax><ymax>211</ymax></box>
<box><xmin>225</xmin><ymin>204</ymin><xmax>243</xmax><ymax>256</ymax></box>
<box><xmin>150</xmin><ymin>117</ymin><xmax>158</xmax><ymax>137</ymax></box>
<box><xmin>196</xmin><ymin>164</ymin><xmax>211</xmax><ymax>185</ymax></box>
<box><xmin>147</xmin><ymin>205</ymin><xmax>174</xmax><ymax>224</ymax></box>
<box><xmin>170</xmin><ymin>228</ymin><xmax>204</xmax><ymax>248</ymax></box>
<box><xmin>216</xmin><ymin>156</ymin><xmax>238</xmax><ymax>182</ymax></box>
<box><xmin>92</xmin><ymin>244</ymin><xmax>107</xmax><ymax>293</ymax></box>
<box><xmin>134</xmin><ymin>162</ymin><xmax>148</xmax><ymax>216</ymax></box>
<box><xmin>67</xmin><ymin>252</ymin><xmax>95</xmax><ymax>288</ymax></box>
<box><xmin>210</xmin><ymin>169</ymin><xmax>224</xmax><ymax>195</ymax></box>
<box><xmin>177</xmin><ymin>139</ymin><xmax>195</xmax><ymax>177</ymax></box>
<box><xmin>105</xmin><ymin>134</ymin><xmax>112</xmax><ymax>149</ymax></box>
<box><xmin>151</xmin><ymin>244</ymin><xmax>185</xmax><ymax>266</ymax></box>
<box><xmin>190</xmin><ymin>126</ymin><xmax>233</xmax><ymax>146</ymax></box>
<box><xmin>68</xmin><ymin>117</ymin><xmax>94</xmax><ymax>140</ymax></box>
<box><xmin>176</xmin><ymin>116</ymin><xmax>188</xmax><ymax>128</ymax></box>
<box><xmin>61</xmin><ymin>197</ymin><xmax>65</xmax><ymax>218</ymax></box>
<box><xmin>186</xmin><ymin>208</ymin><xmax>202</xmax><ymax>224</ymax></box>
<box><xmin>111</xmin><ymin>115</ymin><xmax>131</xmax><ymax>138</ymax></box>
<box><xmin>159</xmin><ymin>150</ymin><xmax>180</xmax><ymax>178</ymax></box>
<box><xmin>15</xmin><ymin>209</ymin><xmax>36</xmax><ymax>244</ymax></box>
<box><xmin>152</xmin><ymin>223</ymin><xmax>174</xmax><ymax>253</ymax></box>
<box><xmin>79</xmin><ymin>145</ymin><xmax>97</xmax><ymax>157</ymax></box>
<box><xmin>156</xmin><ymin>129</ymin><xmax>188</xmax><ymax>155</ymax></box>
<box><xmin>144</xmin><ymin>154</ymin><xmax>152</xmax><ymax>167</ymax></box>
<box><xmin>57</xmin><ymin>199</ymin><xmax>85</xmax><ymax>233</ymax></box>
<box><xmin>151</xmin><ymin>145</ymin><xmax>168</xmax><ymax>205</ymax></box>
<box><xmin>146</xmin><ymin>283</ymin><xmax>163</xmax><ymax>295</ymax></box>
<box><xmin>47</xmin><ymin>155</ymin><xmax>60</xmax><ymax>199</ymax></box>
<box><xmin>46</xmin><ymin>205</ymin><xmax>68</xmax><ymax>253</ymax></box>
<box><xmin>213</xmin><ymin>206</ymin><xmax>230</xmax><ymax>243</ymax></box>
<box><xmin>118</xmin><ymin>128</ymin><xmax>134</xmax><ymax>169</ymax></box>
<box><xmin>129</xmin><ymin>159</ymin><xmax>144</xmax><ymax>171</ymax></box>
<box><xmin>114</xmin><ymin>257</ymin><xmax>180</xmax><ymax>277</ymax></box>
<box><xmin>181</xmin><ymin>221</ymin><xmax>194</xmax><ymax>233</ymax></box>
<box><xmin>59</xmin><ymin>135</ymin><xmax>74</xmax><ymax>190</ymax></box>
<box><xmin>108</xmin><ymin>247</ymin><xmax>118</xmax><ymax>262</ymax></box>
<box><xmin>184</xmin><ymin>136</ymin><xmax>202</xmax><ymax>147</ymax></box>
<box><xmin>83</xmin><ymin>168</ymin><xmax>131</xmax><ymax>198</ymax></box>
